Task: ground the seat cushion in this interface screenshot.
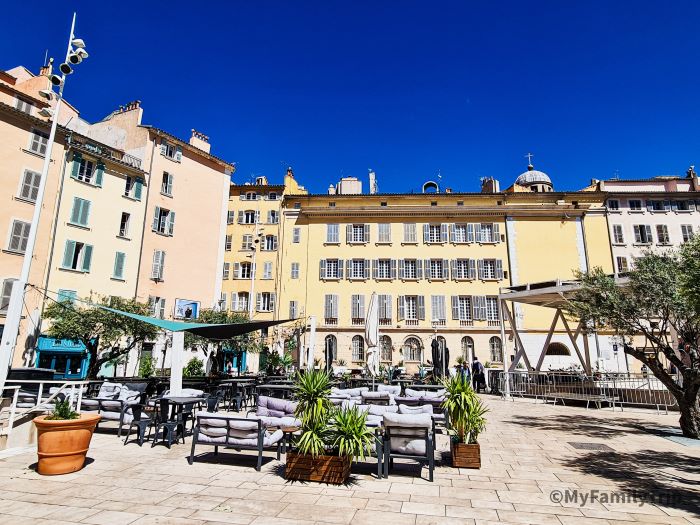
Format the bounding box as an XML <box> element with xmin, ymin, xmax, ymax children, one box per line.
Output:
<box><xmin>383</xmin><ymin>412</ymin><xmax>432</xmax><ymax>429</ymax></box>
<box><xmin>390</xmin><ymin>436</ymin><xmax>426</xmax><ymax>455</ymax></box>
<box><xmin>257</xmin><ymin>396</ymin><xmax>297</xmax><ymax>417</ymax></box>
<box><xmin>97</xmin><ymin>382</ymin><xmax>123</xmax><ymax>399</ymax></box>
<box><xmin>398</xmin><ymin>404</ymin><xmax>433</xmax><ymax>415</ymax></box>
<box><xmin>377</xmin><ymin>384</ymin><xmax>401</xmax><ymax>396</ymax></box>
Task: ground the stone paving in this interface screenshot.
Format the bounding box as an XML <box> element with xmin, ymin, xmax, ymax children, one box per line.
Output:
<box><xmin>1</xmin><ymin>397</ymin><xmax>699</xmax><ymax>525</ymax></box>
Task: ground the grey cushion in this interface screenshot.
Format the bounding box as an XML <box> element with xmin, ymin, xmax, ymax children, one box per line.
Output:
<box><xmin>383</xmin><ymin>412</ymin><xmax>432</xmax><ymax>429</ymax></box>
<box><xmin>256</xmin><ymin>396</ymin><xmax>297</xmax><ymax>418</ymax></box>
<box><xmin>377</xmin><ymin>384</ymin><xmax>400</xmax><ymax>396</ymax></box>
<box><xmin>384</xmin><ymin>413</ymin><xmax>432</xmax><ymax>456</ymax></box>
<box><xmin>97</xmin><ymin>382</ymin><xmax>123</xmax><ymax>399</ymax></box>
<box><xmin>398</xmin><ymin>404</ymin><xmax>433</xmax><ymax>415</ymax></box>
<box><xmin>404</xmin><ymin>388</ymin><xmax>423</xmax><ymax>398</ymax></box>
<box><xmin>331</xmin><ymin>387</ymin><xmax>368</xmax><ymax>398</ymax></box>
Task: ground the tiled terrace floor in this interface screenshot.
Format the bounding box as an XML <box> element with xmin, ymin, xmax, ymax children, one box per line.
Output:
<box><xmin>1</xmin><ymin>397</ymin><xmax>699</xmax><ymax>525</ymax></box>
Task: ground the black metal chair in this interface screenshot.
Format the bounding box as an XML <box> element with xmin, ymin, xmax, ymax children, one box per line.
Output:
<box><xmin>151</xmin><ymin>399</ymin><xmax>184</xmax><ymax>448</ymax></box>
<box><xmin>382</xmin><ymin>414</ymin><xmax>435</xmax><ymax>482</ymax></box>
<box><xmin>206</xmin><ymin>393</ymin><xmax>220</xmax><ymax>412</ymax></box>
<box><xmin>123</xmin><ymin>404</ymin><xmax>152</xmax><ymax>446</ymax></box>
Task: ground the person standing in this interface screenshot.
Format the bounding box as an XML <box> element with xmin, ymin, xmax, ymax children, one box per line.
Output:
<box><xmin>472</xmin><ymin>356</ymin><xmax>484</xmax><ymax>392</ymax></box>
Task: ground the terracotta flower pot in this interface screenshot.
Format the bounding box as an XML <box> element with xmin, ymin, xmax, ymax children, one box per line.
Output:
<box><xmin>33</xmin><ymin>413</ymin><xmax>101</xmax><ymax>475</ymax></box>
<box><xmin>451</xmin><ymin>441</ymin><xmax>481</xmax><ymax>469</ymax></box>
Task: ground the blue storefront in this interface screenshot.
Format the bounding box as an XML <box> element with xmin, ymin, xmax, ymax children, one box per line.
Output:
<box><xmin>35</xmin><ymin>336</ymin><xmax>91</xmax><ymax>379</ymax></box>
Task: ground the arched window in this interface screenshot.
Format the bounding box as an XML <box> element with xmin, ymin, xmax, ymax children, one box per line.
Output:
<box><xmin>461</xmin><ymin>336</ymin><xmax>474</xmax><ymax>361</ymax></box>
<box><xmin>489</xmin><ymin>336</ymin><xmax>503</xmax><ymax>363</ymax></box>
<box><xmin>380</xmin><ymin>335</ymin><xmax>392</xmax><ymax>362</ymax></box>
<box><xmin>402</xmin><ymin>337</ymin><xmax>422</xmax><ymax>361</ymax></box>
<box><xmin>324</xmin><ymin>335</ymin><xmax>337</xmax><ymax>362</ymax></box>
<box><xmin>546</xmin><ymin>342</ymin><xmax>570</xmax><ymax>356</ymax></box>
<box><xmin>352</xmin><ymin>335</ymin><xmax>364</xmax><ymax>362</ymax></box>
<box><xmin>244</xmin><ymin>191</ymin><xmax>257</xmax><ymax>201</ymax></box>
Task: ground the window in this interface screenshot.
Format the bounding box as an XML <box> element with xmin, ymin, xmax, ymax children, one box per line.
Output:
<box><xmin>263</xmin><ymin>261</ymin><xmax>272</xmax><ymax>279</ymax></box>
<box><xmin>240</xmin><ymin>210</ymin><xmax>257</xmax><ymax>224</ymax></box>
<box><xmin>324</xmin><ymin>294</ymin><xmax>339</xmax><ymax>323</ymax></box>
<box><xmin>152</xmin><ymin>207</ymin><xmax>175</xmax><ymax>236</ymax></box>
<box><xmin>19</xmin><ymin>170</ymin><xmax>41</xmax><ymax>202</ymax></box>
<box><xmin>452</xmin><ymin>296</ymin><xmax>473</xmax><ymax>322</ymax></box>
<box><xmin>219</xmin><ymin>292</ymin><xmax>228</xmax><ymax>311</ymax></box>
<box><xmin>472</xmin><ymin>296</ymin><xmax>487</xmax><ymax>320</ymax></box>
<box><xmin>607</xmin><ymin>199</ymin><xmax>620</xmax><ymax>211</ymax></box>
<box><xmin>656</xmin><ymin>224</ymin><xmax>670</xmax><ymax>244</ymax></box>
<box><xmin>69</xmin><ymin>197</ymin><xmax>91</xmax><ymax>227</ymax></box>
<box><xmin>293</xmin><ymin>228</ymin><xmax>301</xmax><ymax>243</ymax></box>
<box><xmin>485</xmin><ymin>297</ymin><xmax>500</xmax><ymax>323</ymax></box>
<box><xmin>375</xmin><ymin>259</ymin><xmax>392</xmax><ymax>280</ymax></box>
<box><xmin>348</xmin><ymin>224</ymin><xmax>369</xmax><ymax>244</ymax></box>
<box><xmin>546</xmin><ymin>343</ymin><xmax>570</xmax><ymax>356</ymax></box>
<box><xmin>453</xmin><ymin>259</ymin><xmax>476</xmax><ymax>280</ymax></box>
<box><xmin>151</xmin><ymin>250</ymin><xmax>165</xmax><ymax>280</ymax></box>
<box><xmin>478</xmin><ymin>223</ymin><xmax>499</xmax><ymax>243</ymax></box>
<box><xmin>233</xmin><ymin>292</ymin><xmax>249</xmax><ymax>312</ymax></box>
<box><xmin>378</xmin><ymin>223</ymin><xmax>391</xmax><ymax>243</ymax></box>
<box><xmin>222</xmin><ymin>262</ymin><xmax>230</xmax><ymax>279</ymax></box>
<box><xmin>489</xmin><ymin>336</ymin><xmax>503</xmax><ymax>362</ymax></box>
<box><xmin>62</xmin><ymin>240</ymin><xmax>93</xmax><ymax>272</ymax></box>
<box><xmin>350</xmin><ymin>259</ymin><xmax>368</xmax><ymax>280</ymax></box>
<box><xmin>257</xmin><ymin>292</ymin><xmax>275</xmax><ymax>312</ymax></box>
<box><xmin>403</xmin><ymin>223</ymin><xmax>417</xmax><ymax>243</ymax></box>
<box><xmin>294</xmin><ymin>202</ymin><xmax>301</xmax><ymax>209</ymax></box>
<box><xmin>113</xmin><ymin>252</ymin><xmax>126</xmax><ymax>280</ymax></box>
<box><xmin>161</xmin><ymin>172</ymin><xmax>173</xmax><ymax>196</ymax></box>
<box><xmin>682</xmin><ymin>224</ymin><xmax>694</xmax><ymax>243</ymax></box>
<box><xmin>29</xmin><ymin>130</ymin><xmax>49</xmax><ymax>155</ymax></box>
<box><xmin>16</xmin><ymin>98</ymin><xmax>33</xmax><ymax>114</ymax></box>
<box><xmin>380</xmin><ymin>335</ymin><xmax>392</xmax><ymax>362</ymax></box>
<box><xmin>326</xmin><ymin>224</ymin><xmax>339</xmax><ymax>243</ymax></box>
<box><xmin>325</xmin><ymin>335</ymin><xmax>337</xmax><ymax>362</ymax></box>
<box><xmin>452</xmin><ymin>224</ymin><xmax>468</xmax><ymax>243</ymax></box>
<box><xmin>56</xmin><ymin>288</ymin><xmax>77</xmax><ymax>304</ymax></box>
<box><xmin>431</xmin><ymin>295</ymin><xmax>446</xmax><ymax>322</ymax></box>
<box><xmin>461</xmin><ymin>336</ymin><xmax>474</xmax><ymax>361</ymax></box>
<box><xmin>675</xmin><ymin>200</ymin><xmax>693</xmax><ymax>212</ymax></box>
<box><xmin>321</xmin><ymin>259</ymin><xmax>341</xmax><ymax>280</ymax></box>
<box><xmin>239</xmin><ymin>262</ymin><xmax>252</xmax><ymax>279</ymax></box>
<box><xmin>629</xmin><ymin>199</ymin><xmax>643</xmax><ymax>211</ymax></box>
<box><xmin>268</xmin><ymin>192</ymin><xmax>278</xmax><ymax>201</ymax></box>
<box><xmin>428</xmin><ymin>259</ymin><xmax>447</xmax><ymax>280</ymax></box>
<box><xmin>378</xmin><ymin>294</ymin><xmax>393</xmax><ymax>323</ymax></box>
<box><xmin>401</xmin><ymin>259</ymin><xmax>419</xmax><ymax>280</ymax></box>
<box><xmin>76</xmin><ymin>158</ymin><xmax>96</xmax><ymax>184</ymax></box>
<box><xmin>647</xmin><ymin>200</ymin><xmax>668</xmax><ymax>212</ymax></box>
<box><xmin>119</xmin><ymin>213</ymin><xmax>130</xmax><ymax>238</ymax></box>
<box><xmin>124</xmin><ymin>177</ymin><xmax>143</xmax><ymax>200</ymax></box>
<box><xmin>291</xmin><ymin>262</ymin><xmax>300</xmax><ymax>279</ymax></box>
<box><xmin>241</xmin><ymin>234</ymin><xmax>253</xmax><ymax>250</ymax></box>
<box><xmin>8</xmin><ymin>220</ymin><xmax>31</xmax><ymax>253</ymax></box>
<box><xmin>352</xmin><ymin>335</ymin><xmax>365</xmax><ymax>362</ymax></box>
<box><xmin>402</xmin><ymin>337</ymin><xmax>421</xmax><ymax>361</ymax></box>
<box><xmin>616</xmin><ymin>256</ymin><xmax>629</xmax><ymax>273</ymax></box>
<box><xmin>612</xmin><ymin>224</ymin><xmax>625</xmax><ymax>244</ymax></box>
<box><xmin>398</xmin><ymin>295</ymin><xmax>425</xmax><ymax>321</ymax></box>
<box><xmin>425</xmin><ymin>224</ymin><xmax>443</xmax><ymax>243</ymax></box>
<box><xmin>351</xmin><ymin>294</ymin><xmax>365</xmax><ymax>323</ymax></box>
<box><xmin>263</xmin><ymin>235</ymin><xmax>278</xmax><ymax>251</ymax></box>
<box><xmin>227</xmin><ymin>210</ymin><xmax>235</xmax><ymax>225</ymax></box>
<box><xmin>244</xmin><ymin>191</ymin><xmax>257</xmax><ymax>201</ymax></box>
<box><xmin>633</xmin><ymin>225</ymin><xmax>653</xmax><ymax>244</ymax></box>
<box><xmin>149</xmin><ymin>296</ymin><xmax>166</xmax><ymax>319</ymax></box>
<box><xmin>160</xmin><ymin>139</ymin><xmax>181</xmax><ymax>161</ymax></box>
<box><xmin>222</xmin><ymin>234</ymin><xmax>232</xmax><ymax>251</ymax></box>
<box><xmin>289</xmin><ymin>300</ymin><xmax>298</xmax><ymax>319</ymax></box>
<box><xmin>479</xmin><ymin>259</ymin><xmax>503</xmax><ymax>280</ymax></box>
<box><xmin>267</xmin><ymin>210</ymin><xmax>279</xmax><ymax>224</ymax></box>
<box><xmin>1</xmin><ymin>278</ymin><xmax>17</xmax><ymax>314</ymax></box>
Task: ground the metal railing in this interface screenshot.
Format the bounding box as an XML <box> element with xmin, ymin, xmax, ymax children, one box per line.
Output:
<box><xmin>3</xmin><ymin>379</ymin><xmax>94</xmax><ymax>415</ymax></box>
<box><xmin>498</xmin><ymin>371</ymin><xmax>679</xmax><ymax>413</ymax></box>
<box><xmin>0</xmin><ymin>386</ymin><xmax>20</xmax><ymax>441</ymax></box>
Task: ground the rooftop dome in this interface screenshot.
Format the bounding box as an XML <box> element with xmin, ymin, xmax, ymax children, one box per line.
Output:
<box><xmin>515</xmin><ymin>164</ymin><xmax>552</xmax><ymax>186</ymax></box>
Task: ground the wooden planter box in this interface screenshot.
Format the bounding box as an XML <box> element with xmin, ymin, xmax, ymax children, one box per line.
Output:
<box><xmin>451</xmin><ymin>442</ymin><xmax>481</xmax><ymax>469</ymax></box>
<box><xmin>285</xmin><ymin>451</ymin><xmax>351</xmax><ymax>484</ymax></box>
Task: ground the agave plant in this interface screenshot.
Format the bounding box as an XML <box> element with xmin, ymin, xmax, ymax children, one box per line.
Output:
<box><xmin>441</xmin><ymin>374</ymin><xmax>488</xmax><ymax>444</ymax></box>
<box><xmin>294</xmin><ymin>370</ymin><xmax>334</xmax><ymax>456</ymax></box>
<box><xmin>330</xmin><ymin>406</ymin><xmax>375</xmax><ymax>460</ymax></box>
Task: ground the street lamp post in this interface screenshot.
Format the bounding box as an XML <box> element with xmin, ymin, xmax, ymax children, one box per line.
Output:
<box><xmin>0</xmin><ymin>13</ymin><xmax>88</xmax><ymax>391</ymax></box>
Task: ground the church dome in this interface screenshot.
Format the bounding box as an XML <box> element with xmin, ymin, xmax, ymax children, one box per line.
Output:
<box><xmin>515</xmin><ymin>164</ymin><xmax>552</xmax><ymax>186</ymax></box>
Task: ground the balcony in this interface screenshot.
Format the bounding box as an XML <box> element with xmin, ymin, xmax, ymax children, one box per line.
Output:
<box><xmin>488</xmin><ymin>320</ymin><xmax>502</xmax><ymax>327</ymax></box>
<box><xmin>351</xmin><ymin>318</ymin><xmax>365</xmax><ymax>326</ymax></box>
<box><xmin>379</xmin><ymin>318</ymin><xmax>392</xmax><ymax>326</ymax></box>
<box><xmin>404</xmin><ymin>319</ymin><xmax>419</xmax><ymax>326</ymax></box>
<box><xmin>324</xmin><ymin>318</ymin><xmax>338</xmax><ymax>326</ymax></box>
<box><xmin>460</xmin><ymin>319</ymin><xmax>474</xmax><ymax>327</ymax></box>
<box><xmin>72</xmin><ymin>136</ymin><xmax>142</xmax><ymax>170</ymax></box>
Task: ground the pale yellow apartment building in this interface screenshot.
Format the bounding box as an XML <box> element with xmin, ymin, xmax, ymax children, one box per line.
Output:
<box><xmin>277</xmin><ymin>166</ymin><xmax>613</xmax><ymax>373</ymax></box>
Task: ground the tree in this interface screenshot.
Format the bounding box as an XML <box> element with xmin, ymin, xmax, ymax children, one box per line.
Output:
<box><xmin>43</xmin><ymin>296</ymin><xmax>159</xmax><ymax>379</ymax></box>
<box><xmin>565</xmin><ymin>238</ymin><xmax>700</xmax><ymax>438</ymax></box>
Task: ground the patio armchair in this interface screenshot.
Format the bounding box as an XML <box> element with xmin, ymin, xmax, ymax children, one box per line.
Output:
<box><xmin>247</xmin><ymin>395</ymin><xmax>300</xmax><ymax>428</ymax></box>
<box><xmin>151</xmin><ymin>398</ymin><xmax>185</xmax><ymax>448</ymax></box>
<box><xmin>80</xmin><ymin>382</ymin><xmax>142</xmax><ymax>437</ymax></box>
<box><xmin>189</xmin><ymin>412</ymin><xmax>283</xmax><ymax>471</ymax></box>
<box><xmin>382</xmin><ymin>412</ymin><xmax>435</xmax><ymax>481</ymax></box>
<box><xmin>349</xmin><ymin>402</ymin><xmax>398</xmax><ymax>427</ymax></box>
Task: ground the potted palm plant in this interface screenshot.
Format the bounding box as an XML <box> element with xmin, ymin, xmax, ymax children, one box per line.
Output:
<box><xmin>441</xmin><ymin>374</ymin><xmax>488</xmax><ymax>468</ymax></box>
<box><xmin>285</xmin><ymin>370</ymin><xmax>375</xmax><ymax>484</ymax></box>
<box><xmin>33</xmin><ymin>399</ymin><xmax>101</xmax><ymax>475</ymax></box>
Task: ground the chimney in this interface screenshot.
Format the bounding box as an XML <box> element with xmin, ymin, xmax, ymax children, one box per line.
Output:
<box><xmin>480</xmin><ymin>177</ymin><xmax>500</xmax><ymax>193</ymax></box>
<box><xmin>328</xmin><ymin>184</ymin><xmax>336</xmax><ymax>195</ymax></box>
<box><xmin>39</xmin><ymin>59</ymin><xmax>53</xmax><ymax>77</ymax></box>
<box><xmin>445</xmin><ymin>187</ymin><xmax>452</xmax><ymax>193</ymax></box>
<box><xmin>368</xmin><ymin>170</ymin><xmax>378</xmax><ymax>194</ymax></box>
<box><xmin>287</xmin><ymin>166</ymin><xmax>294</xmax><ymax>179</ymax></box>
<box><xmin>189</xmin><ymin>129</ymin><xmax>210</xmax><ymax>153</ymax></box>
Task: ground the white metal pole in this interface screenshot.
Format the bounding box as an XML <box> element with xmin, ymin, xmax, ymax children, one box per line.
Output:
<box><xmin>0</xmin><ymin>14</ymin><xmax>77</xmax><ymax>392</ymax></box>
<box><xmin>499</xmin><ymin>298</ymin><xmax>511</xmax><ymax>399</ymax></box>
<box><xmin>306</xmin><ymin>316</ymin><xmax>316</xmax><ymax>371</ymax></box>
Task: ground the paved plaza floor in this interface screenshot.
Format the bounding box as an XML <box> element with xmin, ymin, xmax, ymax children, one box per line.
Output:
<box><xmin>1</xmin><ymin>397</ymin><xmax>699</xmax><ymax>525</ymax></box>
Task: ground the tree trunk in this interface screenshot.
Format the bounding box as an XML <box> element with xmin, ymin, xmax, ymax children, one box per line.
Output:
<box><xmin>678</xmin><ymin>386</ymin><xmax>700</xmax><ymax>439</ymax></box>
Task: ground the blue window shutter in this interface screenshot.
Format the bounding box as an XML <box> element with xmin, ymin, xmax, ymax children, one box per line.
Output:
<box><xmin>62</xmin><ymin>240</ymin><xmax>76</xmax><ymax>268</ymax></box>
<box><xmin>80</xmin><ymin>199</ymin><xmax>91</xmax><ymax>226</ymax></box>
<box><xmin>134</xmin><ymin>178</ymin><xmax>143</xmax><ymax>200</ymax></box>
<box><xmin>70</xmin><ymin>152</ymin><xmax>82</xmax><ymax>179</ymax></box>
<box><xmin>70</xmin><ymin>198</ymin><xmax>81</xmax><ymax>224</ymax></box>
<box><xmin>94</xmin><ymin>162</ymin><xmax>105</xmax><ymax>187</ymax></box>
<box><xmin>114</xmin><ymin>252</ymin><xmax>125</xmax><ymax>279</ymax></box>
<box><xmin>81</xmin><ymin>245</ymin><xmax>93</xmax><ymax>272</ymax></box>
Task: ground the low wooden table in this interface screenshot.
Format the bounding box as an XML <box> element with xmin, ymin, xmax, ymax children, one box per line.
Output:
<box><xmin>280</xmin><ymin>426</ymin><xmax>300</xmax><ymax>453</ymax></box>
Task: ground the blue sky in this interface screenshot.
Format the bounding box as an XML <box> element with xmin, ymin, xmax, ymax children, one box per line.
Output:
<box><xmin>2</xmin><ymin>1</ymin><xmax>700</xmax><ymax>193</ymax></box>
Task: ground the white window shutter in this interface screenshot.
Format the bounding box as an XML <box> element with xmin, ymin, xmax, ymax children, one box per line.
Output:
<box><xmin>256</xmin><ymin>293</ymin><xmax>262</xmax><ymax>312</ymax></box>
<box><xmin>160</xmin><ymin>139</ymin><xmax>167</xmax><ymax>156</ymax></box>
<box><xmin>468</xmin><ymin>259</ymin><xmax>476</xmax><ymax>279</ymax></box>
<box><xmin>398</xmin><ymin>259</ymin><xmax>405</xmax><ymax>279</ymax></box>
<box><xmin>324</xmin><ymin>295</ymin><xmax>331</xmax><ymax>318</ymax></box>
<box><xmin>338</xmin><ymin>259</ymin><xmax>344</xmax><ymax>279</ymax></box>
<box><xmin>477</xmin><ymin>259</ymin><xmax>484</xmax><ymax>280</ymax></box>
<box><xmin>372</xmin><ymin>259</ymin><xmax>378</xmax><ymax>279</ymax></box>
<box><xmin>320</xmin><ymin>259</ymin><xmax>326</xmax><ymax>279</ymax></box>
<box><xmin>496</xmin><ymin>259</ymin><xmax>504</xmax><ymax>279</ymax></box>
<box><xmin>237</xmin><ymin>211</ymin><xmax>244</xmax><ymax>224</ymax></box>
<box><xmin>451</xmin><ymin>296</ymin><xmax>459</xmax><ymax>319</ymax></box>
<box><xmin>431</xmin><ymin>295</ymin><xmax>438</xmax><ymax>321</ymax></box>
<box><xmin>346</xmin><ymin>224</ymin><xmax>352</xmax><ymax>244</ymax></box>
<box><xmin>386</xmin><ymin>296</ymin><xmax>393</xmax><ymax>319</ymax></box>
<box><xmin>152</xmin><ymin>206</ymin><xmax>160</xmax><ymax>231</ymax></box>
<box><xmin>390</xmin><ymin>259</ymin><xmax>397</xmax><ymax>279</ymax></box>
<box><xmin>332</xmin><ymin>294</ymin><xmax>339</xmax><ymax>318</ymax></box>
<box><xmin>363</xmin><ymin>224</ymin><xmax>370</xmax><ymax>243</ymax></box>
<box><xmin>364</xmin><ymin>259</ymin><xmax>370</xmax><ymax>279</ymax></box>
<box><xmin>450</xmin><ymin>260</ymin><xmax>456</xmax><ymax>280</ymax></box>
<box><xmin>417</xmin><ymin>295</ymin><xmax>425</xmax><ymax>320</ymax></box>
<box><xmin>493</xmin><ymin>223</ymin><xmax>501</xmax><ymax>242</ymax></box>
<box><xmin>167</xmin><ymin>211</ymin><xmax>176</xmax><ymax>236</ymax></box>
<box><xmin>442</xmin><ymin>259</ymin><xmax>449</xmax><ymax>279</ymax></box>
<box><xmin>398</xmin><ymin>296</ymin><xmax>405</xmax><ymax>321</ymax></box>
<box><xmin>416</xmin><ymin>259</ymin><xmax>423</xmax><ymax>279</ymax></box>
<box><xmin>270</xmin><ymin>293</ymin><xmax>276</xmax><ymax>311</ymax></box>
<box><xmin>254</xmin><ymin>210</ymin><xmax>260</xmax><ymax>224</ymax></box>
<box><xmin>467</xmin><ymin>223</ymin><xmax>475</xmax><ymax>243</ymax></box>
<box><xmin>423</xmin><ymin>224</ymin><xmax>429</xmax><ymax>243</ymax></box>
<box><xmin>441</xmin><ymin>223</ymin><xmax>449</xmax><ymax>242</ymax></box>
<box><xmin>359</xmin><ymin>294</ymin><xmax>365</xmax><ymax>318</ymax></box>
<box><xmin>645</xmin><ymin>225</ymin><xmax>652</xmax><ymax>241</ymax></box>
<box><xmin>449</xmin><ymin>223</ymin><xmax>455</xmax><ymax>242</ymax></box>
<box><xmin>175</xmin><ymin>145</ymin><xmax>182</xmax><ymax>162</ymax></box>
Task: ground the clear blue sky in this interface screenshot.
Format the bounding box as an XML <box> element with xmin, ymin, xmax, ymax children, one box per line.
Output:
<box><xmin>3</xmin><ymin>1</ymin><xmax>700</xmax><ymax>193</ymax></box>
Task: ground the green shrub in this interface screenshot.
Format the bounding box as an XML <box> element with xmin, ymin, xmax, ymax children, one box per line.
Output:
<box><xmin>46</xmin><ymin>399</ymin><xmax>79</xmax><ymax>421</ymax></box>
<box><xmin>139</xmin><ymin>355</ymin><xmax>155</xmax><ymax>378</ymax></box>
<box><xmin>183</xmin><ymin>357</ymin><xmax>204</xmax><ymax>377</ymax></box>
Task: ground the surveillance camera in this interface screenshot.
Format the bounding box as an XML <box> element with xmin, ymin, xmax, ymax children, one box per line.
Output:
<box><xmin>49</xmin><ymin>74</ymin><xmax>63</xmax><ymax>86</ymax></box>
<box><xmin>59</xmin><ymin>62</ymin><xmax>73</xmax><ymax>75</ymax></box>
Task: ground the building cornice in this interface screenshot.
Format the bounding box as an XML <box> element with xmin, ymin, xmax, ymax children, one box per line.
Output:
<box><xmin>142</xmin><ymin>126</ymin><xmax>235</xmax><ymax>171</ymax></box>
<box><xmin>295</xmin><ymin>205</ymin><xmax>591</xmax><ymax>219</ymax></box>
